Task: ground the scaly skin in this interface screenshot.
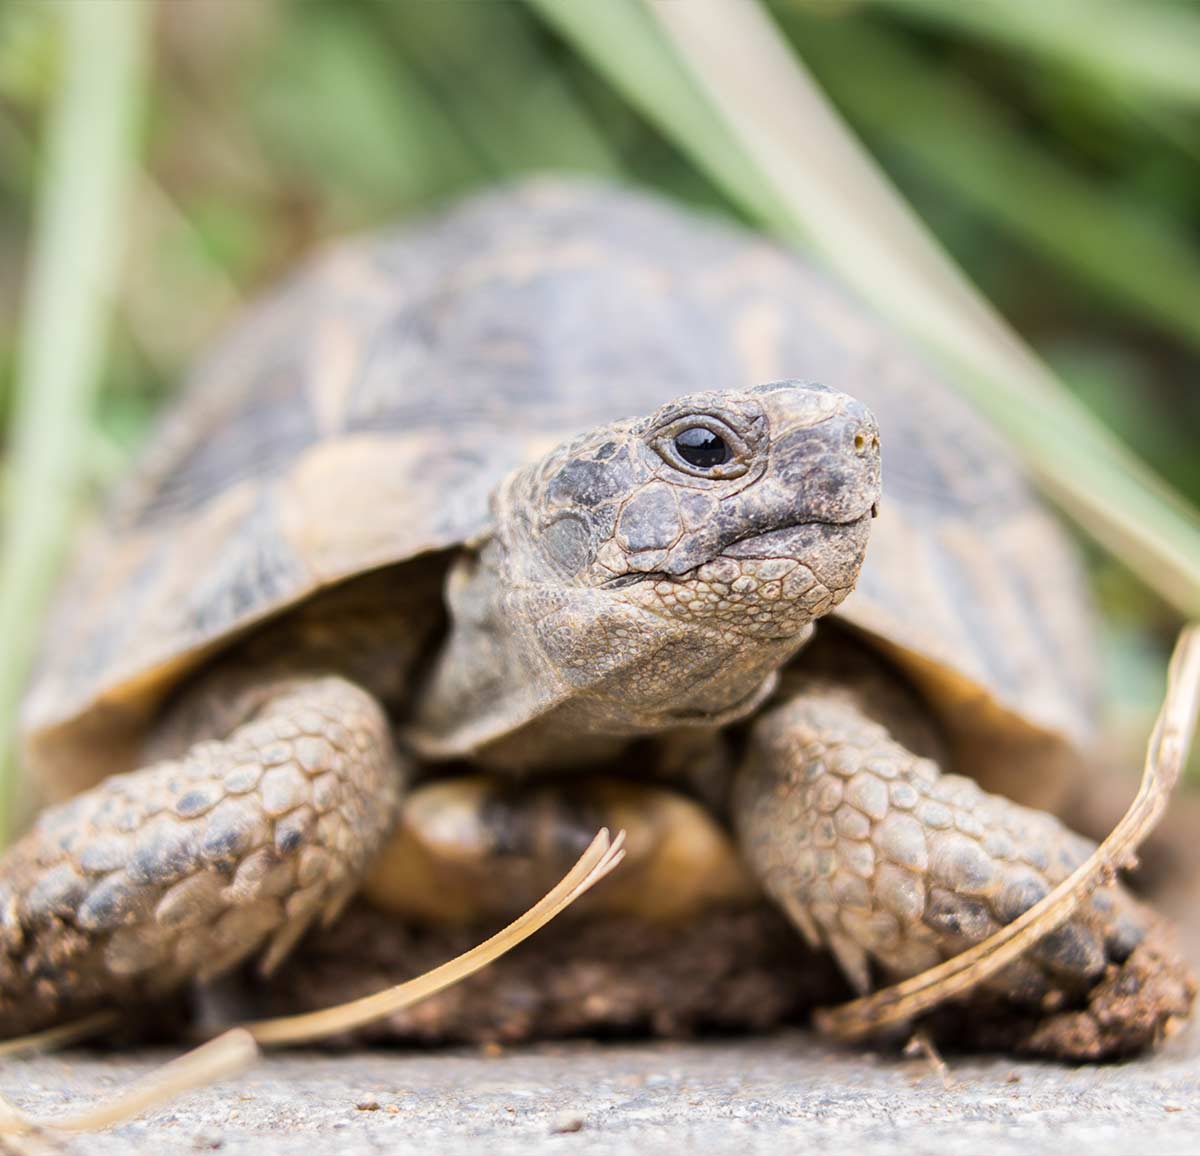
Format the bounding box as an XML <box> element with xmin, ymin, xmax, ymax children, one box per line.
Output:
<box><xmin>409</xmin><ymin>382</ymin><xmax>879</xmax><ymax>765</ymax></box>
<box><xmin>734</xmin><ymin>674</ymin><xmax>1194</xmax><ymax>1050</ymax></box>
<box><xmin>0</xmin><ymin>676</ymin><xmax>402</xmax><ymax>1038</ymax></box>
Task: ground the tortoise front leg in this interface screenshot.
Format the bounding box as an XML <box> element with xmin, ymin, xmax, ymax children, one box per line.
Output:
<box><xmin>0</xmin><ymin>674</ymin><xmax>404</xmax><ymax>1038</ymax></box>
<box><xmin>733</xmin><ymin>675</ymin><xmax>1195</xmax><ymax>1058</ymax></box>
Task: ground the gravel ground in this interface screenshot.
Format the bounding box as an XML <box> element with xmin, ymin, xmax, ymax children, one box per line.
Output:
<box><xmin>2</xmin><ymin>1025</ymin><xmax>1199</xmax><ymax>1155</ymax></box>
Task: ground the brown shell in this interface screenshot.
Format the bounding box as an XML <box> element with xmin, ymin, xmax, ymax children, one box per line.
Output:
<box><xmin>22</xmin><ymin>179</ymin><xmax>1096</xmax><ymax>799</ymax></box>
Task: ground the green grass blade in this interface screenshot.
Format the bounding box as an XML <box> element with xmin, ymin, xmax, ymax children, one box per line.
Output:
<box><xmin>0</xmin><ymin>0</ymin><xmax>150</xmax><ymax>839</ymax></box>
<box><xmin>530</xmin><ymin>0</ymin><xmax>1200</xmax><ymax>615</ymax></box>
<box><xmin>253</xmin><ymin>2</ymin><xmax>477</xmax><ymax>217</ymax></box>
<box><xmin>856</xmin><ymin>0</ymin><xmax>1200</xmax><ymax>108</ymax></box>
<box><xmin>787</xmin><ymin>13</ymin><xmax>1200</xmax><ymax>353</ymax></box>
<box><xmin>525</xmin><ymin>0</ymin><xmax>798</xmax><ymax>236</ymax></box>
<box><xmin>371</xmin><ymin>0</ymin><xmax>623</xmax><ymax>179</ymax></box>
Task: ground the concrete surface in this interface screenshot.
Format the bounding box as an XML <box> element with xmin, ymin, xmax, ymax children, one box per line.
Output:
<box><xmin>2</xmin><ymin>1026</ymin><xmax>1199</xmax><ymax>1155</ymax></box>
<box><xmin>8</xmin><ymin>860</ymin><xmax>1200</xmax><ymax>1154</ymax></box>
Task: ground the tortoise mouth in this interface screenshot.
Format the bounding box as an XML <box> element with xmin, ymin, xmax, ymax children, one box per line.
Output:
<box><xmin>600</xmin><ymin>513</ymin><xmax>868</xmax><ymax>590</ymax></box>
<box><xmin>722</xmin><ymin>516</ymin><xmax>849</xmax><ymax>560</ymax></box>
<box><xmin>602</xmin><ymin>570</ymin><xmax>668</xmax><ymax>590</ymax></box>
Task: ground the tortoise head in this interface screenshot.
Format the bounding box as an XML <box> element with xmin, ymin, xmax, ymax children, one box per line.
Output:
<box><xmin>409</xmin><ymin>382</ymin><xmax>880</xmax><ymax>763</ymax></box>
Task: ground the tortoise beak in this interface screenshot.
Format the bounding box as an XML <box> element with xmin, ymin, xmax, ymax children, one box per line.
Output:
<box><xmin>758</xmin><ymin>387</ymin><xmax>881</xmax><ymax>527</ymax></box>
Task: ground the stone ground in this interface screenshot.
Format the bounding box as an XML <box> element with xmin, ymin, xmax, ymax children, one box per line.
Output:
<box><xmin>5</xmin><ymin>822</ymin><xmax>1200</xmax><ymax>1154</ymax></box>
<box><xmin>1</xmin><ymin>1025</ymin><xmax>1199</xmax><ymax>1155</ymax></box>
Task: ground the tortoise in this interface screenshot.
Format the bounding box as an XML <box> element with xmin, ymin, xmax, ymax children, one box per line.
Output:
<box><xmin>0</xmin><ymin>179</ymin><xmax>1191</xmax><ymax>1059</ymax></box>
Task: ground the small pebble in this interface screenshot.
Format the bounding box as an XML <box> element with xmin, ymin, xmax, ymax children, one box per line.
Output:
<box><xmin>550</xmin><ymin>1111</ymin><xmax>585</xmax><ymax>1133</ymax></box>
<box><xmin>355</xmin><ymin>1099</ymin><xmax>381</xmax><ymax>1112</ymax></box>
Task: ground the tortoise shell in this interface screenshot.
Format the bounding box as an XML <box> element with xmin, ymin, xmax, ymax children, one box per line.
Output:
<box><xmin>21</xmin><ymin>179</ymin><xmax>1096</xmax><ymax>803</ymax></box>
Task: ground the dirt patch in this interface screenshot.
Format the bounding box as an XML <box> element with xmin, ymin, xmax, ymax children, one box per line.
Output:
<box><xmin>256</xmin><ymin>900</ymin><xmax>1194</xmax><ymax>1060</ymax></box>
<box><xmin>259</xmin><ymin>904</ymin><xmax>848</xmax><ymax>1044</ymax></box>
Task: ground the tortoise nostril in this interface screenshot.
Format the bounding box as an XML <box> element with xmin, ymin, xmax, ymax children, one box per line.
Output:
<box><xmin>851</xmin><ymin>428</ymin><xmax>879</xmax><ymax>456</ymax></box>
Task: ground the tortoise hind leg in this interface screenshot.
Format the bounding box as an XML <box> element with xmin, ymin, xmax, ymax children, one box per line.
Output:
<box><xmin>0</xmin><ymin>674</ymin><xmax>404</xmax><ymax>1039</ymax></box>
<box><xmin>363</xmin><ymin>774</ymin><xmax>760</xmax><ymax>926</ymax></box>
<box><xmin>264</xmin><ymin>775</ymin><xmax>844</xmax><ymax>1043</ymax></box>
<box><xmin>733</xmin><ymin>673</ymin><xmax>1196</xmax><ymax>1058</ymax></box>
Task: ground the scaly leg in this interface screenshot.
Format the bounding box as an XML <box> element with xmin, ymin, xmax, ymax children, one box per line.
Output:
<box><xmin>0</xmin><ymin>674</ymin><xmax>404</xmax><ymax>1038</ymax></box>
<box><xmin>734</xmin><ymin>672</ymin><xmax>1195</xmax><ymax>1057</ymax></box>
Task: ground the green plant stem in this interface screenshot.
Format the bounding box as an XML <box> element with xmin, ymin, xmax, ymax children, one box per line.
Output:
<box><xmin>372</xmin><ymin>0</ymin><xmax>622</xmax><ymax>180</ymax></box>
<box><xmin>0</xmin><ymin>0</ymin><xmax>150</xmax><ymax>839</ymax></box>
<box><xmin>856</xmin><ymin>0</ymin><xmax>1200</xmax><ymax>108</ymax></box>
<box><xmin>787</xmin><ymin>12</ymin><xmax>1200</xmax><ymax>354</ymax></box>
<box><xmin>526</xmin><ymin>0</ymin><xmax>798</xmax><ymax>237</ymax></box>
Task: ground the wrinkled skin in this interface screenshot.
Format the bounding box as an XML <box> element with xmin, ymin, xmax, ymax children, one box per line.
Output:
<box><xmin>0</xmin><ymin>380</ymin><xmax>1191</xmax><ymax>1058</ymax></box>
<box><xmin>410</xmin><ymin>381</ymin><xmax>879</xmax><ymax>763</ymax></box>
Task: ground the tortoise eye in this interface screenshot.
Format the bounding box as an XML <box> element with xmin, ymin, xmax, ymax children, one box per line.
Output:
<box><xmin>651</xmin><ymin>414</ymin><xmax>750</xmax><ymax>480</ymax></box>
<box><xmin>673</xmin><ymin>427</ymin><xmax>729</xmax><ymax>469</ymax></box>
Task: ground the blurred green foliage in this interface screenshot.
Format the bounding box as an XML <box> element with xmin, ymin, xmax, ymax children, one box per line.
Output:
<box><xmin>0</xmin><ymin>0</ymin><xmax>1196</xmax><ymax>786</ymax></box>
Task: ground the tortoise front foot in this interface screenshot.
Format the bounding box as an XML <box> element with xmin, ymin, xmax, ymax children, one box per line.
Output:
<box><xmin>733</xmin><ymin>681</ymin><xmax>1196</xmax><ymax>1059</ymax></box>
<box><xmin>0</xmin><ymin>675</ymin><xmax>403</xmax><ymax>1039</ymax></box>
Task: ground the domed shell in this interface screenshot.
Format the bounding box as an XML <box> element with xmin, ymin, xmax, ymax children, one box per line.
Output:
<box><xmin>22</xmin><ymin>179</ymin><xmax>1096</xmax><ymax>802</ymax></box>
